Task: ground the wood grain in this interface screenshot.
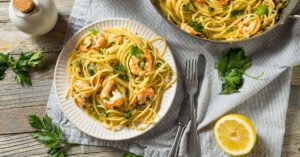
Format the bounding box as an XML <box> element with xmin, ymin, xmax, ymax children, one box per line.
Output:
<box><xmin>0</xmin><ymin>0</ymin><xmax>299</xmax><ymax>156</ymax></box>
<box><xmin>0</xmin><ymin>133</ymin><xmax>124</xmax><ymax>157</ymax></box>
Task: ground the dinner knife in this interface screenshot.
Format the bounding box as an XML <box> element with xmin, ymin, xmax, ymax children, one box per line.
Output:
<box><xmin>167</xmin><ymin>94</ymin><xmax>190</xmax><ymax>157</ymax></box>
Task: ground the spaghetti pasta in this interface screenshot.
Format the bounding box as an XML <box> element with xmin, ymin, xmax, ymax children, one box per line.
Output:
<box><xmin>158</xmin><ymin>0</ymin><xmax>287</xmax><ymax>41</ymax></box>
<box><xmin>65</xmin><ymin>27</ymin><xmax>175</xmax><ymax>131</ymax></box>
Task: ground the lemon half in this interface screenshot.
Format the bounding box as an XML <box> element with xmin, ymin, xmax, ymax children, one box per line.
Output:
<box><xmin>214</xmin><ymin>114</ymin><xmax>256</xmax><ymax>156</ymax></box>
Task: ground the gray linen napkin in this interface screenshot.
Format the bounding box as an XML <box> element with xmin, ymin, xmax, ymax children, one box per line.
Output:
<box><xmin>47</xmin><ymin>0</ymin><xmax>300</xmax><ymax>156</ymax></box>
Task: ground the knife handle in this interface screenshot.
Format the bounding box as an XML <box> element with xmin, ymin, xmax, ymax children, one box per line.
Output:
<box><xmin>168</xmin><ymin>124</ymin><xmax>185</xmax><ymax>157</ymax></box>
<box><xmin>188</xmin><ymin>96</ymin><xmax>201</xmax><ymax>157</ymax></box>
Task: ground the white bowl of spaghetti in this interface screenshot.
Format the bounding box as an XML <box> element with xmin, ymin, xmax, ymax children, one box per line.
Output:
<box><xmin>54</xmin><ymin>18</ymin><xmax>177</xmax><ymax>140</ymax></box>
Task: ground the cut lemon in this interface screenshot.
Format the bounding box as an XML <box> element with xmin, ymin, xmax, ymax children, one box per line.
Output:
<box><xmin>214</xmin><ymin>114</ymin><xmax>256</xmax><ymax>156</ymax></box>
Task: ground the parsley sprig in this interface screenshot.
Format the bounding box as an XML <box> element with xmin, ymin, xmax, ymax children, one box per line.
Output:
<box><xmin>187</xmin><ymin>21</ymin><xmax>204</xmax><ymax>32</ymax></box>
<box><xmin>255</xmin><ymin>5</ymin><xmax>268</xmax><ymax>15</ymax></box>
<box><xmin>0</xmin><ymin>50</ymin><xmax>43</xmax><ymax>85</ymax></box>
<box><xmin>123</xmin><ymin>152</ymin><xmax>143</xmax><ymax>157</ymax></box>
<box><xmin>215</xmin><ymin>48</ymin><xmax>255</xmax><ymax>94</ymax></box>
<box><xmin>28</xmin><ymin>114</ymin><xmax>75</xmax><ymax>157</ymax></box>
<box><xmin>28</xmin><ymin>114</ymin><xmax>144</xmax><ymax>157</ymax></box>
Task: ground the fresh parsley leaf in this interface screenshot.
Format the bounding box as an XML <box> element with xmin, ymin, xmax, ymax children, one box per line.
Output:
<box><xmin>123</xmin><ymin>110</ymin><xmax>132</xmax><ymax>119</ymax></box>
<box><xmin>183</xmin><ymin>3</ymin><xmax>190</xmax><ymax>12</ymax></box>
<box><xmin>0</xmin><ymin>53</ymin><xmax>9</xmax><ymax>63</ymax></box>
<box><xmin>28</xmin><ymin>114</ymin><xmax>75</xmax><ymax>157</ymax></box>
<box><xmin>128</xmin><ymin>46</ymin><xmax>144</xmax><ymax>59</ymax></box>
<box><xmin>0</xmin><ymin>53</ymin><xmax>9</xmax><ymax>80</ymax></box>
<box><xmin>82</xmin><ymin>101</ymin><xmax>87</xmax><ymax>109</ymax></box>
<box><xmin>28</xmin><ymin>114</ymin><xmax>46</xmax><ymax>130</ymax></box>
<box><xmin>99</xmin><ymin>108</ymin><xmax>108</xmax><ymax>117</ymax></box>
<box><xmin>89</xmin><ymin>28</ymin><xmax>99</xmax><ymax>35</ymax></box>
<box><xmin>226</xmin><ymin>28</ymin><xmax>234</xmax><ymax>32</ymax></box>
<box><xmin>0</xmin><ymin>51</ymin><xmax>43</xmax><ymax>85</ymax></box>
<box><xmin>114</xmin><ymin>64</ymin><xmax>125</xmax><ymax>72</ymax></box>
<box><xmin>15</xmin><ymin>71</ymin><xmax>32</xmax><ymax>85</ymax></box>
<box><xmin>187</xmin><ymin>21</ymin><xmax>204</xmax><ymax>32</ymax></box>
<box><xmin>48</xmin><ymin>147</ymin><xmax>65</xmax><ymax>157</ymax></box>
<box><xmin>255</xmin><ymin>5</ymin><xmax>268</xmax><ymax>15</ymax></box>
<box><xmin>215</xmin><ymin>48</ymin><xmax>252</xmax><ymax>94</ymax></box>
<box><xmin>215</xmin><ymin>48</ymin><xmax>251</xmax><ymax>76</ymax></box>
<box><xmin>208</xmin><ymin>7</ymin><xmax>215</xmax><ymax>13</ymax></box>
<box><xmin>123</xmin><ymin>152</ymin><xmax>143</xmax><ymax>157</ymax></box>
<box><xmin>231</xmin><ymin>9</ymin><xmax>244</xmax><ymax>17</ymax></box>
<box><xmin>119</xmin><ymin>74</ymin><xmax>129</xmax><ymax>80</ymax></box>
<box><xmin>138</xmin><ymin>61</ymin><xmax>145</xmax><ymax>70</ymax></box>
<box><xmin>221</xmin><ymin>69</ymin><xmax>242</xmax><ymax>94</ymax></box>
<box><xmin>28</xmin><ymin>50</ymin><xmax>43</xmax><ymax>67</ymax></box>
<box><xmin>223</xmin><ymin>5</ymin><xmax>230</xmax><ymax>11</ymax></box>
<box><xmin>87</xmin><ymin>64</ymin><xmax>97</xmax><ymax>76</ymax></box>
<box><xmin>156</xmin><ymin>62</ymin><xmax>162</xmax><ymax>68</ymax></box>
<box><xmin>0</xmin><ymin>64</ymin><xmax>8</xmax><ymax>80</ymax></box>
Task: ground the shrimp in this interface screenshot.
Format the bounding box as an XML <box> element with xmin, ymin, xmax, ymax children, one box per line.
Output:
<box><xmin>79</xmin><ymin>36</ymin><xmax>93</xmax><ymax>51</ymax></box>
<box><xmin>135</xmin><ymin>88</ymin><xmax>155</xmax><ymax>105</ymax></box>
<box><xmin>219</xmin><ymin>0</ymin><xmax>228</xmax><ymax>5</ymax></box>
<box><xmin>195</xmin><ymin>0</ymin><xmax>206</xmax><ymax>4</ymax></box>
<box><xmin>109</xmin><ymin>34</ymin><xmax>124</xmax><ymax>44</ymax></box>
<box><xmin>238</xmin><ymin>16</ymin><xmax>261</xmax><ymax>36</ymax></box>
<box><xmin>100</xmin><ymin>80</ymin><xmax>125</xmax><ymax>109</ymax></box>
<box><xmin>75</xmin><ymin>97</ymin><xmax>92</xmax><ymax>109</ymax></box>
<box><xmin>180</xmin><ymin>23</ymin><xmax>201</xmax><ymax>36</ymax></box>
<box><xmin>93</xmin><ymin>33</ymin><xmax>107</xmax><ymax>48</ymax></box>
<box><xmin>73</xmin><ymin>80</ymin><xmax>91</xmax><ymax>98</ymax></box>
<box><xmin>129</xmin><ymin>50</ymin><xmax>153</xmax><ymax>76</ymax></box>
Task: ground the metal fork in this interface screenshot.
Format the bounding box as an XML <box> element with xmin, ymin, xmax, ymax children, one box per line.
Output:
<box><xmin>185</xmin><ymin>58</ymin><xmax>201</xmax><ymax>157</ymax></box>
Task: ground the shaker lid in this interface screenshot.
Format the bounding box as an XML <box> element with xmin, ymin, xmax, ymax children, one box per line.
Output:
<box><xmin>13</xmin><ymin>0</ymin><xmax>34</xmax><ymax>13</ymax></box>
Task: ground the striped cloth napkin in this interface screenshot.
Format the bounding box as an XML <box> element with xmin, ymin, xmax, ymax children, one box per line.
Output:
<box><xmin>47</xmin><ymin>0</ymin><xmax>300</xmax><ymax>156</ymax></box>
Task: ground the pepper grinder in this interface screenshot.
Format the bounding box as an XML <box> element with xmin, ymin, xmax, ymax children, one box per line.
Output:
<box><xmin>9</xmin><ymin>0</ymin><xmax>58</xmax><ymax>36</ymax></box>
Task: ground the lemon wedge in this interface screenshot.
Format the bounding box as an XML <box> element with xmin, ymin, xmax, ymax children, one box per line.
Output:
<box><xmin>214</xmin><ymin>114</ymin><xmax>256</xmax><ymax>156</ymax></box>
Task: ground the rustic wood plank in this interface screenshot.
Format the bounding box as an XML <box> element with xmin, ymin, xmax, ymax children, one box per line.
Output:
<box><xmin>0</xmin><ymin>99</ymin><xmax>299</xmax><ymax>155</ymax></box>
<box><xmin>0</xmin><ymin>21</ymin><xmax>68</xmax><ymax>53</ymax></box>
<box><xmin>0</xmin><ymin>53</ymin><xmax>58</xmax><ymax>109</ymax></box>
<box><xmin>292</xmin><ymin>65</ymin><xmax>300</xmax><ymax>86</ymax></box>
<box><xmin>0</xmin><ymin>106</ymin><xmax>46</xmax><ymax>134</ymax></box>
<box><xmin>0</xmin><ymin>133</ymin><xmax>124</xmax><ymax>157</ymax></box>
<box><xmin>0</xmin><ymin>0</ymin><xmax>73</xmax><ymax>22</ymax></box>
<box><xmin>0</xmin><ymin>0</ymin><xmax>72</xmax><ymax>53</ymax></box>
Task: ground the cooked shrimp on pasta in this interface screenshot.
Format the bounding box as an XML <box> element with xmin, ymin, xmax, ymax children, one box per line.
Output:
<box><xmin>65</xmin><ymin>27</ymin><xmax>175</xmax><ymax>131</ymax></box>
<box><xmin>158</xmin><ymin>0</ymin><xmax>287</xmax><ymax>41</ymax></box>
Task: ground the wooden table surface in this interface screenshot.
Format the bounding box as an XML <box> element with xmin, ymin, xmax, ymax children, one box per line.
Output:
<box><xmin>0</xmin><ymin>0</ymin><xmax>299</xmax><ymax>156</ymax></box>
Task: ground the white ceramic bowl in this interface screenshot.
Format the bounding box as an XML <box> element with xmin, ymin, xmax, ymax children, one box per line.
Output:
<box><xmin>54</xmin><ymin>18</ymin><xmax>177</xmax><ymax>140</ymax></box>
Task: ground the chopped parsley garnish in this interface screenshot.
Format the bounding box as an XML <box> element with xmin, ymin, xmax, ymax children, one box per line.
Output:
<box><xmin>187</xmin><ymin>21</ymin><xmax>204</xmax><ymax>32</ymax></box>
<box><xmin>99</xmin><ymin>108</ymin><xmax>108</xmax><ymax>117</ymax></box>
<box><xmin>215</xmin><ymin>48</ymin><xmax>252</xmax><ymax>94</ymax></box>
<box><xmin>255</xmin><ymin>5</ymin><xmax>268</xmax><ymax>15</ymax></box>
<box><xmin>123</xmin><ymin>110</ymin><xmax>132</xmax><ymax>119</ymax></box>
<box><xmin>119</xmin><ymin>74</ymin><xmax>129</xmax><ymax>81</ymax></box>
<box><xmin>114</xmin><ymin>64</ymin><xmax>125</xmax><ymax>72</ymax></box>
<box><xmin>87</xmin><ymin>64</ymin><xmax>97</xmax><ymax>76</ymax></box>
<box><xmin>227</xmin><ymin>28</ymin><xmax>234</xmax><ymax>32</ymax></box>
<box><xmin>89</xmin><ymin>28</ymin><xmax>99</xmax><ymax>35</ymax></box>
<box><xmin>208</xmin><ymin>7</ymin><xmax>215</xmax><ymax>13</ymax></box>
<box><xmin>82</xmin><ymin>101</ymin><xmax>87</xmax><ymax>109</ymax></box>
<box><xmin>231</xmin><ymin>10</ymin><xmax>244</xmax><ymax>17</ymax></box>
<box><xmin>183</xmin><ymin>3</ymin><xmax>190</xmax><ymax>12</ymax></box>
<box><xmin>223</xmin><ymin>5</ymin><xmax>230</xmax><ymax>11</ymax></box>
<box><xmin>123</xmin><ymin>152</ymin><xmax>143</xmax><ymax>157</ymax></box>
<box><xmin>128</xmin><ymin>46</ymin><xmax>144</xmax><ymax>59</ymax></box>
<box><xmin>156</xmin><ymin>62</ymin><xmax>162</xmax><ymax>68</ymax></box>
<box><xmin>138</xmin><ymin>61</ymin><xmax>145</xmax><ymax>70</ymax></box>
